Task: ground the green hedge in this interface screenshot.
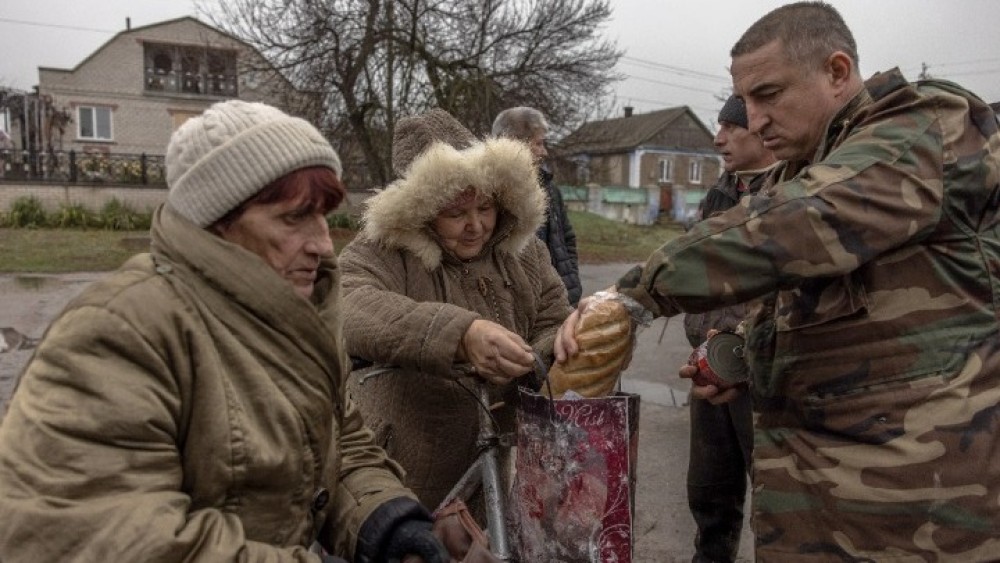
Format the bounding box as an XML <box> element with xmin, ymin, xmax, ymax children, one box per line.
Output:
<box><xmin>0</xmin><ymin>196</ymin><xmax>152</xmax><ymax>230</ymax></box>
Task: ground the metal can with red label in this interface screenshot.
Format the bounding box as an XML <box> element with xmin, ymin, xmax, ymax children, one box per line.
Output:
<box><xmin>686</xmin><ymin>331</ymin><xmax>748</xmax><ymax>389</ymax></box>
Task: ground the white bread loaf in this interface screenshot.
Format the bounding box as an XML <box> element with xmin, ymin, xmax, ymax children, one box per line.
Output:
<box><xmin>546</xmin><ymin>298</ymin><xmax>633</xmax><ymax>398</ymax></box>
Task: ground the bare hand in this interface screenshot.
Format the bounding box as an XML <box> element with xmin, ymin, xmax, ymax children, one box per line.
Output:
<box><xmin>554</xmin><ymin>290</ymin><xmax>609</xmax><ymax>363</ymax></box>
<box><xmin>461</xmin><ymin>320</ymin><xmax>534</xmax><ymax>384</ymax></box>
<box><xmin>678</xmin><ymin>364</ymin><xmax>741</xmax><ymax>405</ymax></box>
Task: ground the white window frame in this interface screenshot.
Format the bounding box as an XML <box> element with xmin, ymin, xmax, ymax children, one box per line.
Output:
<box><xmin>659</xmin><ymin>158</ymin><xmax>673</xmax><ymax>182</ymax></box>
<box><xmin>688</xmin><ymin>159</ymin><xmax>702</xmax><ymax>184</ymax></box>
<box><xmin>78</xmin><ymin>105</ymin><xmax>113</xmax><ymax>141</ymax></box>
<box><xmin>0</xmin><ymin>107</ymin><xmax>10</xmax><ymax>134</ymax></box>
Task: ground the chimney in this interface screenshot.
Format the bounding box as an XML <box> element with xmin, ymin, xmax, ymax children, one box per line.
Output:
<box><xmin>126</xmin><ymin>17</ymin><xmax>131</xmax><ymax>30</ymax></box>
<box><xmin>624</xmin><ymin>106</ymin><xmax>634</xmax><ymax>118</ymax></box>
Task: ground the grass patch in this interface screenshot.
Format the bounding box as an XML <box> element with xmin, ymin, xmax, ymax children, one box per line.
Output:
<box><xmin>0</xmin><ymin>228</ymin><xmax>360</xmax><ymax>273</ymax></box>
<box><xmin>0</xmin><ymin>229</ymin><xmax>140</xmax><ymax>272</ymax></box>
<box><xmin>0</xmin><ymin>212</ymin><xmax>679</xmax><ymax>273</ymax></box>
<box><xmin>569</xmin><ymin>210</ymin><xmax>682</xmax><ymax>264</ymax></box>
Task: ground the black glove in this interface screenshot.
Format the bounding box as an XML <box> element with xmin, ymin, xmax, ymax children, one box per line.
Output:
<box><xmin>385</xmin><ymin>519</ymin><xmax>449</xmax><ymax>563</ymax></box>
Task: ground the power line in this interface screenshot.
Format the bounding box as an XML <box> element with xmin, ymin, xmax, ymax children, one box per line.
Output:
<box><xmin>614</xmin><ymin>92</ymin><xmax>720</xmax><ymax>116</ymax></box>
<box><xmin>923</xmin><ymin>56</ymin><xmax>1000</xmax><ymax>70</ymax></box>
<box><xmin>936</xmin><ymin>67</ymin><xmax>1000</xmax><ymax>79</ymax></box>
<box><xmin>0</xmin><ymin>17</ymin><xmax>117</xmax><ymax>35</ymax></box>
<box><xmin>620</xmin><ymin>55</ymin><xmax>730</xmax><ymax>83</ymax></box>
<box><xmin>622</xmin><ymin>73</ymin><xmax>724</xmax><ymax>96</ymax></box>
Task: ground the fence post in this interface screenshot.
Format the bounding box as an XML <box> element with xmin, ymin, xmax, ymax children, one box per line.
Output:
<box><xmin>141</xmin><ymin>153</ymin><xmax>148</xmax><ymax>185</ymax></box>
<box><xmin>69</xmin><ymin>150</ymin><xmax>77</xmax><ymax>183</ymax></box>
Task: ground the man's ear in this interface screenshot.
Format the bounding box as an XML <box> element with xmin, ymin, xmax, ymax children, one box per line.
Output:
<box><xmin>826</xmin><ymin>51</ymin><xmax>856</xmax><ymax>96</ymax></box>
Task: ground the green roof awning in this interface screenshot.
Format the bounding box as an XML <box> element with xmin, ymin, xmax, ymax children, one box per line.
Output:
<box><xmin>601</xmin><ymin>187</ymin><xmax>648</xmax><ymax>204</ymax></box>
<box><xmin>557</xmin><ymin>185</ymin><xmax>589</xmax><ymax>202</ymax></box>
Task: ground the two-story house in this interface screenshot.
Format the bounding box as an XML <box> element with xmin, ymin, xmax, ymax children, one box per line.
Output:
<box><xmin>34</xmin><ymin>16</ymin><xmax>316</xmax><ymax>159</ymax></box>
<box><xmin>557</xmin><ymin>106</ymin><xmax>721</xmax><ymax>224</ymax></box>
<box><xmin>0</xmin><ymin>16</ymin><xmax>320</xmax><ymax>214</ymax></box>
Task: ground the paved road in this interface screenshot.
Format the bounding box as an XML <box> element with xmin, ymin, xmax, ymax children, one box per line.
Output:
<box><xmin>0</xmin><ymin>264</ymin><xmax>753</xmax><ymax>562</ymax></box>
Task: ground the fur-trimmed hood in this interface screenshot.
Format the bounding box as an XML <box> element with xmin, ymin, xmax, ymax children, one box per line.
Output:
<box><xmin>361</xmin><ymin>137</ymin><xmax>546</xmax><ymax>269</ymax></box>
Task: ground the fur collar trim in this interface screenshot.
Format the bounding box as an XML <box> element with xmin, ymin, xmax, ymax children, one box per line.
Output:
<box><xmin>361</xmin><ymin>137</ymin><xmax>546</xmax><ymax>269</ymax></box>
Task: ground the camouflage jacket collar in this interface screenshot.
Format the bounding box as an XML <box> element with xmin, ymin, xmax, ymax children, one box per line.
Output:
<box><xmin>781</xmin><ymin>68</ymin><xmax>910</xmax><ymax>181</ymax></box>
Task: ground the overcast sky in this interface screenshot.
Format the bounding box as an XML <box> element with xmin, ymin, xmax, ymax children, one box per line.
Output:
<box><xmin>3</xmin><ymin>0</ymin><xmax>999</xmax><ymax>130</ymax></box>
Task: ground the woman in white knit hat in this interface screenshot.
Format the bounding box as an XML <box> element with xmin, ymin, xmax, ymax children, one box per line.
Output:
<box><xmin>339</xmin><ymin>108</ymin><xmax>573</xmax><ymax>516</ymax></box>
<box><xmin>0</xmin><ymin>100</ymin><xmax>476</xmax><ymax>563</ymax></box>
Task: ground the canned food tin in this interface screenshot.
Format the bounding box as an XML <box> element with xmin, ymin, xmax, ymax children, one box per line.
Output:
<box><xmin>687</xmin><ymin>332</ymin><xmax>748</xmax><ymax>389</ymax></box>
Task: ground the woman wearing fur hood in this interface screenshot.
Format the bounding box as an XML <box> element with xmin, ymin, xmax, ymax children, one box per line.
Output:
<box><xmin>339</xmin><ymin>109</ymin><xmax>572</xmax><ymax>510</ymax></box>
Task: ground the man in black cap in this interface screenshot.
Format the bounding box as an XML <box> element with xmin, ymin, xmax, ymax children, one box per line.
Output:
<box><xmin>683</xmin><ymin>95</ymin><xmax>776</xmax><ymax>563</ymax></box>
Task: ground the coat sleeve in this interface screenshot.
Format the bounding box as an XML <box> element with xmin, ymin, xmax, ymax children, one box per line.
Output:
<box><xmin>0</xmin><ymin>307</ymin><xmax>320</xmax><ymax>563</ymax></box>
<box><xmin>618</xmin><ymin>105</ymin><xmax>945</xmax><ymax>319</ymax></box>
<box><xmin>321</xmin><ymin>396</ymin><xmax>421</xmax><ymax>559</ymax></box>
<box><xmin>339</xmin><ymin>238</ymin><xmax>480</xmax><ymax>376</ymax></box>
<box><xmin>523</xmin><ymin>239</ymin><xmax>574</xmax><ymax>362</ymax></box>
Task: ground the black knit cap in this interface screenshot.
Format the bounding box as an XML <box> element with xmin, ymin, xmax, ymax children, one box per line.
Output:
<box><xmin>718</xmin><ymin>95</ymin><xmax>748</xmax><ymax>129</ymax></box>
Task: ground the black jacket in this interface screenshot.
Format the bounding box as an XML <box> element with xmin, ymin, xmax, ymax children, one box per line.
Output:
<box><xmin>536</xmin><ymin>168</ymin><xmax>581</xmax><ymax>305</ymax></box>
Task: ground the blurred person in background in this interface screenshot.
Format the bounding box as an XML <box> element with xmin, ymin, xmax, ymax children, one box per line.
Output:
<box><xmin>682</xmin><ymin>94</ymin><xmax>776</xmax><ymax>563</ymax></box>
<box><xmin>493</xmin><ymin>106</ymin><xmax>582</xmax><ymax>306</ymax></box>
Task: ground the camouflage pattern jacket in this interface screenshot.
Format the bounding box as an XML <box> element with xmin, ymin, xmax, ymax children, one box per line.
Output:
<box><xmin>618</xmin><ymin>68</ymin><xmax>1000</xmax><ymax>561</ymax></box>
<box><xmin>682</xmin><ymin>167</ymin><xmax>773</xmax><ymax>348</ymax></box>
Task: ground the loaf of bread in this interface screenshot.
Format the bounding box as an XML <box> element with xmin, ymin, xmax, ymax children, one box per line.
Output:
<box><xmin>545</xmin><ymin>298</ymin><xmax>633</xmax><ymax>399</ymax></box>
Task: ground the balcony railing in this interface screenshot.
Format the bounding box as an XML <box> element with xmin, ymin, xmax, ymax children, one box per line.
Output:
<box><xmin>0</xmin><ymin>149</ymin><xmax>165</xmax><ymax>186</ymax></box>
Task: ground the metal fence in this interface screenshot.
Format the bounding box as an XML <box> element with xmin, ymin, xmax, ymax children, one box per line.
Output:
<box><xmin>0</xmin><ymin>149</ymin><xmax>165</xmax><ymax>185</ymax></box>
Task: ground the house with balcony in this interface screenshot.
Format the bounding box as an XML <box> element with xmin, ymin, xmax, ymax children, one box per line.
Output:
<box><xmin>36</xmin><ymin>16</ymin><xmax>316</xmax><ymax>157</ymax></box>
<box><xmin>556</xmin><ymin>106</ymin><xmax>721</xmax><ymax>224</ymax></box>
<box><xmin>0</xmin><ymin>16</ymin><xmax>319</xmax><ymax>213</ymax></box>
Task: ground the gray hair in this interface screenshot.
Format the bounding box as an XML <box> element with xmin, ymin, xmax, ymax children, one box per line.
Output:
<box><xmin>491</xmin><ymin>107</ymin><xmax>549</xmax><ymax>141</ymax></box>
<box><xmin>731</xmin><ymin>1</ymin><xmax>859</xmax><ymax>70</ymax></box>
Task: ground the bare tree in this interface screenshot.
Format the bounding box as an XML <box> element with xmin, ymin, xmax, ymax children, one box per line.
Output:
<box><xmin>203</xmin><ymin>0</ymin><xmax>621</xmax><ymax>190</ymax></box>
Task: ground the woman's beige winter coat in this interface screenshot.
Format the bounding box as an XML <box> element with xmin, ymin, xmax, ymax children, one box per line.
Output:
<box><xmin>0</xmin><ymin>205</ymin><xmax>415</xmax><ymax>562</ymax></box>
<box><xmin>339</xmin><ymin>138</ymin><xmax>572</xmax><ymax>509</ymax></box>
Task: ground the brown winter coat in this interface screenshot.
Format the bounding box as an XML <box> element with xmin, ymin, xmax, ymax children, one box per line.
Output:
<box><xmin>339</xmin><ymin>138</ymin><xmax>572</xmax><ymax>509</ymax></box>
<box><xmin>0</xmin><ymin>205</ymin><xmax>416</xmax><ymax>562</ymax></box>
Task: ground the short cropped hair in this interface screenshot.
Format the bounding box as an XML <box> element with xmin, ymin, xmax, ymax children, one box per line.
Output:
<box><xmin>731</xmin><ymin>1</ymin><xmax>859</xmax><ymax>70</ymax></box>
<box><xmin>491</xmin><ymin>107</ymin><xmax>549</xmax><ymax>141</ymax></box>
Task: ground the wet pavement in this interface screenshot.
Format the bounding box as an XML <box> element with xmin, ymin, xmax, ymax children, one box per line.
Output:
<box><xmin>0</xmin><ymin>264</ymin><xmax>753</xmax><ymax>562</ymax></box>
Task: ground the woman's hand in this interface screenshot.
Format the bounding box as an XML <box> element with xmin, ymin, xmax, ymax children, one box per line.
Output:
<box><xmin>554</xmin><ymin>286</ymin><xmax>620</xmax><ymax>363</ymax></box>
<box><xmin>460</xmin><ymin>320</ymin><xmax>534</xmax><ymax>384</ymax></box>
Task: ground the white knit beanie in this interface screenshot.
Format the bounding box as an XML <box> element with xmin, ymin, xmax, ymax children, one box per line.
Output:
<box><xmin>165</xmin><ymin>100</ymin><xmax>342</xmax><ymax>227</ymax></box>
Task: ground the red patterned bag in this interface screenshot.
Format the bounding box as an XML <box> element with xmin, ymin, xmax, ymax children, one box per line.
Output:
<box><xmin>510</xmin><ymin>389</ymin><xmax>640</xmax><ymax>562</ymax></box>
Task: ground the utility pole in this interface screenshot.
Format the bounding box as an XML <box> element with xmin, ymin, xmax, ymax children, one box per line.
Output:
<box><xmin>918</xmin><ymin>62</ymin><xmax>931</xmax><ymax>80</ymax></box>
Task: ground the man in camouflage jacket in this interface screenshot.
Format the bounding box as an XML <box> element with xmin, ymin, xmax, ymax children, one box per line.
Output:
<box><xmin>683</xmin><ymin>95</ymin><xmax>777</xmax><ymax>563</ymax></box>
<box><xmin>557</xmin><ymin>2</ymin><xmax>1000</xmax><ymax>560</ymax></box>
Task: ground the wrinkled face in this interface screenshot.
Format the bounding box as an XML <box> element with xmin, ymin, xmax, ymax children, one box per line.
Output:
<box><xmin>215</xmin><ymin>191</ymin><xmax>334</xmax><ymax>299</ymax></box>
<box><xmin>432</xmin><ymin>189</ymin><xmax>497</xmax><ymax>260</ymax></box>
<box><xmin>714</xmin><ymin>121</ymin><xmax>772</xmax><ymax>173</ymax></box>
<box><xmin>528</xmin><ymin>132</ymin><xmax>548</xmax><ymax>166</ymax></box>
<box><xmin>731</xmin><ymin>40</ymin><xmax>841</xmax><ymax>162</ymax></box>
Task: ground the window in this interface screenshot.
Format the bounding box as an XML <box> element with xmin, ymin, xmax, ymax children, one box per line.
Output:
<box><xmin>0</xmin><ymin>108</ymin><xmax>11</xmax><ymax>150</ymax></box>
<box><xmin>78</xmin><ymin>106</ymin><xmax>112</xmax><ymax>141</ymax></box>
<box><xmin>144</xmin><ymin>43</ymin><xmax>238</xmax><ymax>97</ymax></box>
<box><xmin>688</xmin><ymin>159</ymin><xmax>702</xmax><ymax>184</ymax></box>
<box><xmin>658</xmin><ymin>158</ymin><xmax>673</xmax><ymax>182</ymax></box>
